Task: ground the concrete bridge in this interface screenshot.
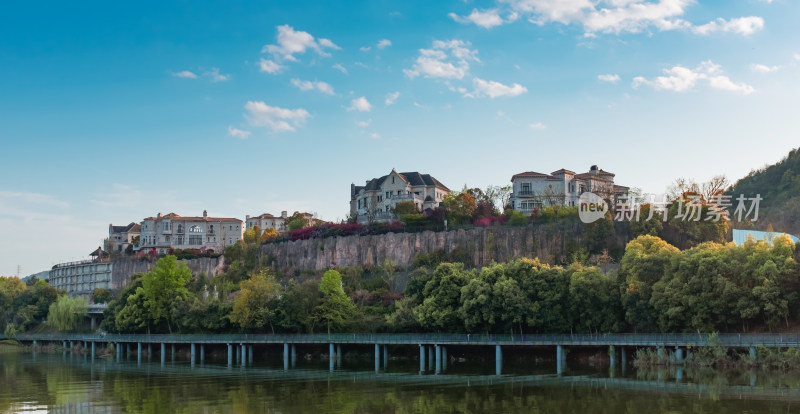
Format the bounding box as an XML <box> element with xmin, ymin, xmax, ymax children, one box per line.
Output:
<box><xmin>7</xmin><ymin>332</ymin><xmax>800</xmax><ymax>375</ymax></box>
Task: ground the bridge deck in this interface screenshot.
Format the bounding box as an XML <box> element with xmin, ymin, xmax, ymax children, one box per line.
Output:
<box><xmin>7</xmin><ymin>333</ymin><xmax>800</xmax><ymax>348</ymax></box>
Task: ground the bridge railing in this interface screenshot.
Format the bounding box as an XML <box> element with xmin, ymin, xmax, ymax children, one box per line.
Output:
<box><xmin>5</xmin><ymin>332</ymin><xmax>800</xmax><ymax>347</ymax></box>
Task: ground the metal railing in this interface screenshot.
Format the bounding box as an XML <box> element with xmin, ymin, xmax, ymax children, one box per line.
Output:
<box><xmin>6</xmin><ymin>333</ymin><xmax>800</xmax><ymax>347</ymax></box>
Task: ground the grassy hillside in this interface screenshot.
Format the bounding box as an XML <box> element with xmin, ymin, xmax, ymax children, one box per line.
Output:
<box><xmin>728</xmin><ymin>147</ymin><xmax>800</xmax><ymax>235</ymax></box>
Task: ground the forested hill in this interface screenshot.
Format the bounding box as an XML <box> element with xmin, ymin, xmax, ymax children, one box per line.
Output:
<box><xmin>729</xmin><ymin>147</ymin><xmax>800</xmax><ymax>235</ymax></box>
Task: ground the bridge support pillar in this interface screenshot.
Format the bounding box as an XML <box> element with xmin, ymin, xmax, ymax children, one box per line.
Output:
<box><xmin>749</xmin><ymin>346</ymin><xmax>757</xmax><ymax>361</ymax></box>
<box><xmin>284</xmin><ymin>343</ymin><xmax>290</xmax><ymax>370</ymax></box>
<box><xmin>609</xmin><ymin>345</ymin><xmax>616</xmax><ymax>367</ymax></box>
<box><xmin>291</xmin><ymin>344</ymin><xmax>297</xmax><ymax>366</ymax></box>
<box><xmin>240</xmin><ymin>344</ymin><xmax>246</xmax><ymax>366</ymax></box>
<box><xmin>419</xmin><ymin>345</ymin><xmax>426</xmax><ymax>372</ymax></box>
<box><xmin>329</xmin><ymin>343</ymin><xmax>335</xmax><ymax>371</ymax></box>
<box><xmin>171</xmin><ymin>344</ymin><xmax>175</xmax><ymax>362</ymax></box>
<box><xmin>657</xmin><ymin>347</ymin><xmax>664</xmax><ymax>360</ymax></box>
<box><xmin>375</xmin><ymin>344</ymin><xmax>380</xmax><ymax>372</ymax></box>
<box><xmin>675</xmin><ymin>347</ymin><xmax>684</xmax><ymax>364</ymax></box>
<box><xmin>62</xmin><ymin>340</ymin><xmax>67</xmax><ymax>350</ymax></box>
<box><xmin>126</xmin><ymin>343</ymin><xmax>131</xmax><ymax>357</ymax></box>
<box><xmin>436</xmin><ymin>345</ymin><xmax>442</xmax><ymax>374</ymax></box>
<box><xmin>428</xmin><ymin>346</ymin><xmax>435</xmax><ymax>370</ymax></box>
<box><xmin>91</xmin><ymin>316</ymin><xmax>96</xmax><ymax>330</ymax></box>
<box><xmin>137</xmin><ymin>343</ymin><xmax>142</xmax><ymax>364</ymax></box>
<box><xmin>91</xmin><ymin>342</ymin><xmax>95</xmax><ymax>360</ymax></box>
<box><xmin>621</xmin><ymin>346</ymin><xmax>627</xmax><ymax>366</ymax></box>
<box><xmin>557</xmin><ymin>345</ymin><xmax>566</xmax><ymax>375</ymax></box>
<box><xmin>191</xmin><ymin>343</ymin><xmax>196</xmax><ymax>365</ymax></box>
<box><xmin>442</xmin><ymin>346</ymin><xmax>447</xmax><ymax>370</ymax></box>
<box><xmin>115</xmin><ymin>343</ymin><xmax>121</xmax><ymax>361</ymax></box>
<box><xmin>161</xmin><ymin>343</ymin><xmax>166</xmax><ymax>365</ymax></box>
<box><xmin>227</xmin><ymin>344</ymin><xmax>233</xmax><ymax>366</ymax></box>
<box><xmin>248</xmin><ymin>345</ymin><xmax>253</xmax><ymax>365</ymax></box>
<box><xmin>495</xmin><ymin>345</ymin><xmax>502</xmax><ymax>376</ymax></box>
<box><xmin>200</xmin><ymin>345</ymin><xmax>205</xmax><ymax>363</ymax></box>
<box><xmin>336</xmin><ymin>345</ymin><xmax>342</xmax><ymax>367</ymax></box>
<box><xmin>383</xmin><ymin>345</ymin><xmax>388</xmax><ymax>369</ymax></box>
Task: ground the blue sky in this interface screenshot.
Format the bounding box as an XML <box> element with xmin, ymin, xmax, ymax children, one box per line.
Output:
<box><xmin>1</xmin><ymin>0</ymin><xmax>798</xmax><ymax>276</ymax></box>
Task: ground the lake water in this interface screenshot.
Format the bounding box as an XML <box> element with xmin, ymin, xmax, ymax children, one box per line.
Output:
<box><xmin>2</xmin><ymin>350</ymin><xmax>800</xmax><ymax>413</ymax></box>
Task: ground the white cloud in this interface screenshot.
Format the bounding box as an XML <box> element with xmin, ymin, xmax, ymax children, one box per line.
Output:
<box><xmin>0</xmin><ymin>191</ymin><xmax>69</xmax><ymax>209</ymax></box>
<box><xmin>227</xmin><ymin>126</ymin><xmax>252</xmax><ymax>139</ymax></box>
<box><xmin>332</xmin><ymin>63</ymin><xmax>348</xmax><ymax>74</ymax></box>
<box><xmin>449</xmin><ymin>9</ymin><xmax>505</xmax><ymax>28</ymax></box>
<box><xmin>530</xmin><ymin>122</ymin><xmax>547</xmax><ymax>130</ymax></box>
<box><xmin>750</xmin><ymin>63</ymin><xmax>781</xmax><ymax>73</ymax></box>
<box><xmin>469</xmin><ymin>77</ymin><xmax>528</xmax><ymax>98</ymax></box>
<box><xmin>370</xmin><ymin>132</ymin><xmax>381</xmax><ymax>139</ymax></box>
<box><xmin>385</xmin><ymin>91</ymin><xmax>400</xmax><ymax>105</ymax></box>
<box><xmin>348</xmin><ymin>96</ymin><xmax>373</xmax><ymax>112</ymax></box>
<box><xmin>692</xmin><ymin>16</ymin><xmax>764</xmax><ymax>36</ymax></box>
<box><xmin>450</xmin><ymin>9</ymin><xmax>520</xmax><ymax>28</ymax></box>
<box><xmin>261</xmin><ymin>25</ymin><xmax>339</xmax><ymax>62</ymax></box>
<box><xmin>598</xmin><ymin>73</ymin><xmax>621</xmax><ymax>83</ymax></box>
<box><xmin>357</xmin><ymin>119</ymin><xmax>372</xmax><ymax>128</ymax></box>
<box><xmin>259</xmin><ymin>58</ymin><xmax>285</xmax><ymax>74</ymax></box>
<box><xmin>404</xmin><ymin>39</ymin><xmax>479</xmax><ymax>79</ymax></box>
<box><xmin>360</xmin><ymin>46</ymin><xmax>372</xmax><ymax>52</ymax></box>
<box><xmin>205</xmin><ymin>68</ymin><xmax>230</xmax><ymax>82</ymax></box>
<box><xmin>173</xmin><ymin>70</ymin><xmax>198</xmax><ymax>79</ymax></box>
<box><xmin>290</xmin><ymin>78</ymin><xmax>335</xmax><ymax>95</ymax></box>
<box><xmin>377</xmin><ymin>39</ymin><xmax>392</xmax><ymax>49</ymax></box>
<box><xmin>243</xmin><ymin>101</ymin><xmax>311</xmax><ymax>132</ymax></box>
<box><xmin>633</xmin><ymin>60</ymin><xmax>755</xmax><ymax>95</ymax></box>
<box><xmin>499</xmin><ymin>0</ymin><xmax>764</xmax><ymax>37</ymax></box>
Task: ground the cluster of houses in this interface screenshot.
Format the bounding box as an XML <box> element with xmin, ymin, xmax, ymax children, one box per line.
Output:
<box><xmin>349</xmin><ymin>165</ymin><xmax>628</xmax><ymax>223</ymax></box>
<box><xmin>104</xmin><ymin>164</ymin><xmax>626</xmax><ymax>255</ymax></box>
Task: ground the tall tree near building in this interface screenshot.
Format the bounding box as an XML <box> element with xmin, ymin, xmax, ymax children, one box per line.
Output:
<box><xmin>141</xmin><ymin>255</ymin><xmax>192</xmax><ymax>333</ymax></box>
<box><xmin>315</xmin><ymin>270</ymin><xmax>356</xmax><ymax>334</ymax></box>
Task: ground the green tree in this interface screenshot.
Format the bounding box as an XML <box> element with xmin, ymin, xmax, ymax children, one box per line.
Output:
<box><xmin>92</xmin><ymin>288</ymin><xmax>113</xmax><ymax>304</ymax></box>
<box><xmin>141</xmin><ymin>255</ymin><xmax>192</xmax><ymax>333</ymax></box>
<box><xmin>392</xmin><ymin>201</ymin><xmax>418</xmax><ymax>220</ymax></box>
<box><xmin>619</xmin><ymin>235</ymin><xmax>679</xmax><ymax>332</ymax></box>
<box><xmin>315</xmin><ymin>270</ymin><xmax>356</xmax><ymax>333</ymax></box>
<box><xmin>230</xmin><ymin>270</ymin><xmax>280</xmax><ymax>332</ymax></box>
<box><xmin>278</xmin><ymin>279</ymin><xmax>320</xmax><ymax>333</ymax></box>
<box><xmin>46</xmin><ymin>295</ymin><xmax>88</xmax><ymax>331</ymax></box>
<box><xmin>415</xmin><ymin>263</ymin><xmax>472</xmax><ymax>332</ymax></box>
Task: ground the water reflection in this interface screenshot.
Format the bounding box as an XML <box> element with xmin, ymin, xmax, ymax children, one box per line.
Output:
<box><xmin>2</xmin><ymin>353</ymin><xmax>800</xmax><ymax>413</ymax></box>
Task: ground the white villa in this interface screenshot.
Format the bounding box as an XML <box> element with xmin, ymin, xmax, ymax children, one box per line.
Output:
<box><xmin>246</xmin><ymin>211</ymin><xmax>288</xmax><ymax>232</ymax></box>
<box><xmin>350</xmin><ymin>169</ymin><xmax>450</xmax><ymax>223</ymax></box>
<box><xmin>136</xmin><ymin>210</ymin><xmax>243</xmax><ymax>254</ymax></box>
<box><xmin>105</xmin><ymin>222</ymin><xmax>141</xmax><ymax>253</ymax></box>
<box><xmin>509</xmin><ymin>165</ymin><xmax>629</xmax><ymax>213</ymax></box>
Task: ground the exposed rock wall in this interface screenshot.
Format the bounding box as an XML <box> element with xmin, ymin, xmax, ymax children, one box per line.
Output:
<box><xmin>110</xmin><ymin>256</ymin><xmax>225</xmax><ymax>290</ymax></box>
<box><xmin>259</xmin><ymin>224</ymin><xmax>584</xmax><ymax>274</ymax></box>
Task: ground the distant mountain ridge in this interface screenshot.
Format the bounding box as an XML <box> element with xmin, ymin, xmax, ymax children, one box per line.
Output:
<box><xmin>728</xmin><ymin>147</ymin><xmax>800</xmax><ymax>235</ymax></box>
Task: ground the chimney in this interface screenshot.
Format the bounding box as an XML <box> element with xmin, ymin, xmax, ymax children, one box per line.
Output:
<box><xmin>351</xmin><ymin>183</ymin><xmax>355</xmax><ymax>197</ymax></box>
<box><xmin>203</xmin><ymin>210</ymin><xmax>208</xmax><ymax>219</ymax></box>
<box><xmin>590</xmin><ymin>165</ymin><xmax>598</xmax><ymax>174</ymax></box>
<box><xmin>157</xmin><ymin>212</ymin><xmax>162</xmax><ymax>219</ymax></box>
<box><xmin>246</xmin><ymin>215</ymin><xmax>251</xmax><ymax>220</ymax></box>
<box><xmin>281</xmin><ymin>211</ymin><xmax>288</xmax><ymax>218</ymax></box>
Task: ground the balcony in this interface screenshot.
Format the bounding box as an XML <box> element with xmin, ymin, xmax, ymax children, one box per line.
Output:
<box><xmin>517</xmin><ymin>190</ymin><xmax>534</xmax><ymax>197</ymax></box>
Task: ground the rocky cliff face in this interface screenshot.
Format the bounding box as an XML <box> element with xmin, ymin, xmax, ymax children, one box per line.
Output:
<box><xmin>259</xmin><ymin>224</ymin><xmax>584</xmax><ymax>274</ymax></box>
<box><xmin>110</xmin><ymin>256</ymin><xmax>225</xmax><ymax>290</ymax></box>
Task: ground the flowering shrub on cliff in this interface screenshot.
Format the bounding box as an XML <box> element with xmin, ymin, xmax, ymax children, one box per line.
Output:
<box><xmin>474</xmin><ymin>216</ymin><xmax>508</xmax><ymax>227</ymax></box>
<box><xmin>287</xmin><ymin>221</ymin><xmax>407</xmax><ymax>241</ymax></box>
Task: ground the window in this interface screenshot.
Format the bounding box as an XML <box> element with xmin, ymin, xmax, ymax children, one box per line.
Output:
<box><xmin>189</xmin><ymin>225</ymin><xmax>202</xmax><ymax>233</ymax></box>
<box><xmin>392</xmin><ymin>176</ymin><xmax>395</xmax><ymax>184</ymax></box>
<box><xmin>386</xmin><ymin>191</ymin><xmax>390</xmax><ymax>199</ymax></box>
<box><xmin>188</xmin><ymin>235</ymin><xmax>202</xmax><ymax>245</ymax></box>
<box><xmin>209</xmin><ymin>225</ymin><xmax>214</xmax><ymax>233</ymax></box>
<box><xmin>177</xmin><ymin>224</ymin><xmax>183</xmax><ymax>233</ymax></box>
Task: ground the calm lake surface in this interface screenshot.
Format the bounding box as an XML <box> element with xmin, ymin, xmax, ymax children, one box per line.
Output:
<box><xmin>2</xmin><ymin>350</ymin><xmax>800</xmax><ymax>413</ymax></box>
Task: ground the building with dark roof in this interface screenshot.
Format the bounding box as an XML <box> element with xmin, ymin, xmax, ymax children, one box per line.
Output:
<box><xmin>105</xmin><ymin>222</ymin><xmax>141</xmax><ymax>254</ymax></box>
<box><xmin>509</xmin><ymin>165</ymin><xmax>628</xmax><ymax>213</ymax></box>
<box><xmin>350</xmin><ymin>169</ymin><xmax>450</xmax><ymax>223</ymax></box>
